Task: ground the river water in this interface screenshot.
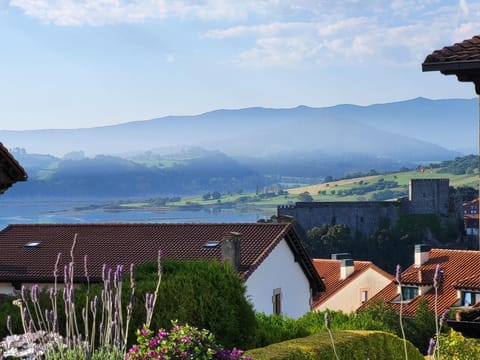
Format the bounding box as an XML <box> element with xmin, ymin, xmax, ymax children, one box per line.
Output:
<box><xmin>0</xmin><ymin>198</ymin><xmax>275</xmax><ymax>231</ymax></box>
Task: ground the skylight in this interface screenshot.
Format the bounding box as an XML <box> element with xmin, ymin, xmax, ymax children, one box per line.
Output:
<box><xmin>24</xmin><ymin>241</ymin><xmax>41</xmax><ymax>248</ymax></box>
<box><xmin>203</xmin><ymin>241</ymin><xmax>220</xmax><ymax>248</ymax></box>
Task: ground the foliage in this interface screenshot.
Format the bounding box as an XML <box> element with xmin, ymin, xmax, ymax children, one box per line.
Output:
<box><xmin>245</xmin><ymin>330</ymin><xmax>424</xmax><ymax>360</ymax></box>
<box><xmin>126</xmin><ymin>321</ymin><xmax>251</xmax><ymax>360</ymax></box>
<box><xmin>434</xmin><ymin>155</ymin><xmax>478</xmax><ymax>175</ymax></box>
<box><xmin>252</xmin><ymin>301</ymin><xmax>438</xmax><ymax>356</ymax></box>
<box><xmin>437</xmin><ymin>329</ymin><xmax>480</xmax><ymax>359</ymax></box>
<box><xmin>297</xmin><ymin>192</ymin><xmax>313</xmax><ymax>202</ymax></box>
<box><xmin>130</xmin><ymin>260</ymin><xmax>257</xmax><ymax>350</ymax></box>
<box><xmin>452</xmin><ymin>185</ymin><xmax>477</xmax><ymax>202</ymax></box>
<box><xmin>306</xmin><ymin>224</ymin><xmax>352</xmax><ymax>258</ymax></box>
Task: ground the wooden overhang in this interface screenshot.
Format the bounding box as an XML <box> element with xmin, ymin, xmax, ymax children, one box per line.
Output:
<box><xmin>0</xmin><ymin>143</ymin><xmax>27</xmax><ymax>194</ymax></box>
<box><xmin>422</xmin><ymin>35</ymin><xmax>480</xmax><ymax>95</ymax></box>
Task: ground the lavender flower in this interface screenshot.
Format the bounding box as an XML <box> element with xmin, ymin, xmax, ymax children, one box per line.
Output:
<box><xmin>130</xmin><ymin>263</ymin><xmax>136</xmax><ymax>289</ymax></box>
<box><xmin>427</xmin><ymin>337</ymin><xmax>436</xmax><ymax>356</ymax></box>
<box><xmin>6</xmin><ymin>315</ymin><xmax>12</xmax><ymax>335</ymax></box>
<box><xmin>21</xmin><ymin>285</ymin><xmax>27</xmax><ymax>303</ymax></box>
<box><xmin>84</xmin><ymin>255</ymin><xmax>89</xmax><ymax>278</ymax></box>
<box><xmin>439</xmin><ymin>308</ymin><xmax>449</xmax><ymax>328</ymax></box>
<box><xmin>102</xmin><ymin>264</ymin><xmax>107</xmax><ymax>282</ymax></box>
<box><xmin>395</xmin><ymin>264</ymin><xmax>402</xmax><ymax>283</ymax></box>
<box><xmin>30</xmin><ymin>284</ymin><xmax>39</xmax><ymax>303</ymax></box>
<box><xmin>433</xmin><ymin>264</ymin><xmax>442</xmax><ymax>288</ymax></box>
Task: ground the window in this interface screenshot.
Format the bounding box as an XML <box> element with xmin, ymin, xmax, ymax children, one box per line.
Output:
<box><xmin>401</xmin><ymin>286</ymin><xmax>419</xmax><ymax>301</ymax></box>
<box><xmin>361</xmin><ymin>290</ymin><xmax>368</xmax><ymax>303</ymax></box>
<box><xmin>272</xmin><ymin>288</ymin><xmax>282</xmax><ymax>315</ymax></box>
<box><xmin>462</xmin><ymin>291</ymin><xmax>480</xmax><ymax>306</ymax></box>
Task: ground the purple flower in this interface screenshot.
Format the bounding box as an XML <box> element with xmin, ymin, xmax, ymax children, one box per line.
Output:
<box><xmin>140</xmin><ymin>327</ymin><xmax>150</xmax><ymax>336</ymax></box>
<box><xmin>433</xmin><ymin>264</ymin><xmax>442</xmax><ymax>288</ymax></box>
<box><xmin>149</xmin><ymin>338</ymin><xmax>159</xmax><ymax>347</ymax></box>
<box><xmin>182</xmin><ymin>336</ymin><xmax>190</xmax><ymax>343</ymax></box>
<box><xmin>427</xmin><ymin>337</ymin><xmax>436</xmax><ymax>356</ymax></box>
<box><xmin>395</xmin><ymin>264</ymin><xmax>402</xmax><ymax>283</ymax></box>
<box><xmin>30</xmin><ymin>284</ymin><xmax>39</xmax><ymax>303</ymax></box>
<box><xmin>439</xmin><ymin>308</ymin><xmax>449</xmax><ymax>328</ymax></box>
<box><xmin>6</xmin><ymin>315</ymin><xmax>12</xmax><ymax>334</ymax></box>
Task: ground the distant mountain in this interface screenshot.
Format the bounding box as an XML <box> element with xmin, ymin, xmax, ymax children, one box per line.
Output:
<box><xmin>7</xmin><ymin>149</ymin><xmax>261</xmax><ymax>198</ymax></box>
<box><xmin>0</xmin><ymin>98</ymin><xmax>474</xmax><ymax>161</ymax></box>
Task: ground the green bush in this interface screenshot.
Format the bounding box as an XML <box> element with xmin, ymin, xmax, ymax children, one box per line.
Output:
<box><xmin>0</xmin><ymin>259</ymin><xmax>256</xmax><ymax>352</ymax></box>
<box><xmin>245</xmin><ymin>330</ymin><xmax>424</xmax><ymax>360</ymax></box>
<box><xmin>438</xmin><ymin>329</ymin><xmax>480</xmax><ymax>359</ymax></box>
<box><xmin>130</xmin><ymin>260</ymin><xmax>257</xmax><ymax>350</ymax></box>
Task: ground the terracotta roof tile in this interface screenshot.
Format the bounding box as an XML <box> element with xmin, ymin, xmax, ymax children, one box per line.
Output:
<box><xmin>359</xmin><ymin>249</ymin><xmax>480</xmax><ymax>317</ymax></box>
<box><xmin>423</xmin><ymin>35</ymin><xmax>480</xmax><ymax>64</ymax></box>
<box><xmin>0</xmin><ymin>223</ymin><xmax>324</xmax><ymax>296</ymax></box>
<box><xmin>312</xmin><ymin>259</ymin><xmax>393</xmax><ymax>308</ymax></box>
<box><xmin>454</xmin><ymin>274</ymin><xmax>480</xmax><ymax>290</ymax></box>
<box><xmin>0</xmin><ymin>143</ymin><xmax>27</xmax><ymax>194</ymax></box>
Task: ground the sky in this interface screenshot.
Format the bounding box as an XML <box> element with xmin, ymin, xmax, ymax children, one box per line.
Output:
<box><xmin>1</xmin><ymin>0</ymin><xmax>480</xmax><ymax>130</ymax></box>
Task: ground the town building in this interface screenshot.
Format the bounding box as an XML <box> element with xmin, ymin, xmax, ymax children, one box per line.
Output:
<box><xmin>0</xmin><ymin>221</ymin><xmax>324</xmax><ymax>318</ymax></box>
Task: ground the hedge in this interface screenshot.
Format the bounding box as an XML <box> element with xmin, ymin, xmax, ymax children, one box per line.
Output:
<box><xmin>245</xmin><ymin>330</ymin><xmax>424</xmax><ymax>360</ymax></box>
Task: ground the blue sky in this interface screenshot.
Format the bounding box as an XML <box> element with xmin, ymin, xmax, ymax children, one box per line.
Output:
<box><xmin>1</xmin><ymin>0</ymin><xmax>479</xmax><ymax>130</ymax></box>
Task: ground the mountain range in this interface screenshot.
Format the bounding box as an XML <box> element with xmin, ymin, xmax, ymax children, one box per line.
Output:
<box><xmin>1</xmin><ymin>97</ymin><xmax>478</xmax><ymax>198</ymax></box>
<box><xmin>1</xmin><ymin>97</ymin><xmax>477</xmax><ymax>160</ymax></box>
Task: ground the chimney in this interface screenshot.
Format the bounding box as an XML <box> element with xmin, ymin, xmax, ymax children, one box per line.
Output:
<box><xmin>331</xmin><ymin>253</ymin><xmax>351</xmax><ymax>260</ymax></box>
<box><xmin>340</xmin><ymin>259</ymin><xmax>355</xmax><ymax>280</ymax></box>
<box><xmin>414</xmin><ymin>244</ymin><xmax>430</xmax><ymax>267</ymax></box>
<box><xmin>221</xmin><ymin>232</ymin><xmax>241</xmax><ymax>270</ymax></box>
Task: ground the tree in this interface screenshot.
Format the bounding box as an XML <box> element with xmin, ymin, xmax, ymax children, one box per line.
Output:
<box><xmin>202</xmin><ymin>192</ymin><xmax>212</xmax><ymax>200</ymax></box>
<box><xmin>297</xmin><ymin>192</ymin><xmax>313</xmax><ymax>202</ymax></box>
<box><xmin>211</xmin><ymin>191</ymin><xmax>221</xmax><ymax>200</ymax></box>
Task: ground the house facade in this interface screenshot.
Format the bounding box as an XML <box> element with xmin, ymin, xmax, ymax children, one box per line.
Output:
<box><xmin>0</xmin><ymin>221</ymin><xmax>324</xmax><ymax>319</ymax></box>
<box><xmin>360</xmin><ymin>245</ymin><xmax>480</xmax><ymax>317</ymax></box>
<box><xmin>463</xmin><ymin>199</ymin><xmax>479</xmax><ymax>242</ymax></box>
<box><xmin>312</xmin><ymin>254</ymin><xmax>393</xmax><ymax>313</ymax></box>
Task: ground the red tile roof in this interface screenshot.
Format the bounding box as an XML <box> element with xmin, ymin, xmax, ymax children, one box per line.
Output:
<box><xmin>359</xmin><ymin>249</ymin><xmax>480</xmax><ymax>317</ymax></box>
<box><xmin>454</xmin><ymin>274</ymin><xmax>480</xmax><ymax>290</ymax></box>
<box><xmin>0</xmin><ymin>143</ymin><xmax>27</xmax><ymax>194</ymax></box>
<box><xmin>0</xmin><ymin>222</ymin><xmax>324</xmax><ymax>295</ymax></box>
<box><xmin>312</xmin><ymin>259</ymin><xmax>393</xmax><ymax>308</ymax></box>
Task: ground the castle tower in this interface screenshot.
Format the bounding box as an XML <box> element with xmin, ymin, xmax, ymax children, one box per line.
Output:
<box><xmin>408</xmin><ymin>178</ymin><xmax>450</xmax><ymax>215</ymax></box>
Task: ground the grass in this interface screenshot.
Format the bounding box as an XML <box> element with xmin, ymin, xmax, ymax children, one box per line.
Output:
<box><xmin>108</xmin><ymin>168</ymin><xmax>478</xmax><ymax>213</ymax></box>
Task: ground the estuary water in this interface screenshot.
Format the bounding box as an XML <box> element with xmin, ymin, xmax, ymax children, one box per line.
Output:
<box><xmin>0</xmin><ymin>198</ymin><xmax>275</xmax><ymax>231</ymax></box>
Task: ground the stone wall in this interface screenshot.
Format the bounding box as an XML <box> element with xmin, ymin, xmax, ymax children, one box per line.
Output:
<box><xmin>278</xmin><ymin>178</ymin><xmax>454</xmax><ymax>236</ymax></box>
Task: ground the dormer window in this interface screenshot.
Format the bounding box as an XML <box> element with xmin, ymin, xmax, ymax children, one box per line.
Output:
<box><xmin>402</xmin><ymin>286</ymin><xmax>419</xmax><ymax>301</ymax></box>
<box><xmin>462</xmin><ymin>291</ymin><xmax>480</xmax><ymax>306</ymax></box>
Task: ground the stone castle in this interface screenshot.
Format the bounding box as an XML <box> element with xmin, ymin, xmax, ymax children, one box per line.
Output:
<box><xmin>278</xmin><ymin>178</ymin><xmax>460</xmax><ymax>236</ymax></box>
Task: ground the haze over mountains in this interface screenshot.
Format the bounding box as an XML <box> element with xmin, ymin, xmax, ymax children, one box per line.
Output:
<box><xmin>1</xmin><ymin>97</ymin><xmax>476</xmax><ymax>159</ymax></box>
<box><xmin>1</xmin><ymin>97</ymin><xmax>477</xmax><ymax>199</ymax></box>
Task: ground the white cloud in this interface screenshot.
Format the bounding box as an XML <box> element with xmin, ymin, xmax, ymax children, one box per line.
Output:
<box><xmin>8</xmin><ymin>0</ymin><xmax>282</xmax><ymax>25</ymax></box>
<box><xmin>459</xmin><ymin>0</ymin><xmax>469</xmax><ymax>15</ymax></box>
<box><xmin>8</xmin><ymin>0</ymin><xmax>480</xmax><ymax>69</ymax></box>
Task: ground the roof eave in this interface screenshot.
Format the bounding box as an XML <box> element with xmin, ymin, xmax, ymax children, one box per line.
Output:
<box><xmin>422</xmin><ymin>60</ymin><xmax>480</xmax><ymax>73</ymax></box>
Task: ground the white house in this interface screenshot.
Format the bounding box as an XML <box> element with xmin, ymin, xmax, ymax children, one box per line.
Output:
<box><xmin>0</xmin><ymin>220</ymin><xmax>324</xmax><ymax>318</ymax></box>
